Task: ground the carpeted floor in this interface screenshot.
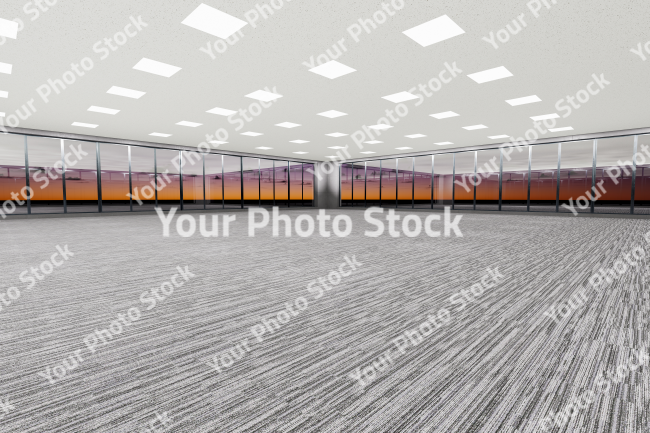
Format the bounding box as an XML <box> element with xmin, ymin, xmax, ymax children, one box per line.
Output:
<box><xmin>0</xmin><ymin>209</ymin><xmax>648</xmax><ymax>432</ymax></box>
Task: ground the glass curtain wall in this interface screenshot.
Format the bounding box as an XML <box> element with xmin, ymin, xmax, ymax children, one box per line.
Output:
<box><xmin>289</xmin><ymin>162</ymin><xmax>302</xmax><ymax>205</ymax></box>
<box><xmin>340</xmin><ymin>163</ymin><xmax>352</xmax><ymax>206</ymax></box>
<box><xmin>454</xmin><ymin>152</ymin><xmax>475</xmax><ymax>210</ymax></box>
<box><xmin>156</xmin><ymin>149</ymin><xmax>181</xmax><ymax>211</ymax></box>
<box><xmin>242</xmin><ymin>157</ymin><xmax>260</xmax><ymax>207</ymax></box>
<box><xmin>28</xmin><ymin>136</ymin><xmax>64</xmax><ymax>214</ymax></box>
<box><xmin>352</xmin><ymin>163</ymin><xmax>365</xmax><ymax>206</ymax></box>
<box><xmin>181</xmin><ymin>151</ymin><xmax>204</xmax><ymax>210</ymax></box>
<box><xmin>365</xmin><ymin>161</ymin><xmax>380</xmax><ymax>206</ymax></box>
<box><xmin>274</xmin><ymin>161</ymin><xmax>289</xmax><ymax>207</ymax></box>
<box><xmin>0</xmin><ymin>134</ymin><xmax>28</xmax><ymax>214</ymax></box>
<box><xmin>380</xmin><ymin>159</ymin><xmax>397</xmax><ymax>207</ymax></box>
<box><xmin>433</xmin><ymin>154</ymin><xmax>453</xmax><ymax>209</ymax></box>
<box><xmin>260</xmin><ymin>159</ymin><xmax>274</xmax><ymax>206</ymax></box>
<box><xmin>594</xmin><ymin>137</ymin><xmax>634</xmax><ymax>214</ymax></box>
<box><xmin>635</xmin><ymin>135</ymin><xmax>650</xmax><ymax>214</ymax></box>
<box><xmin>223</xmin><ymin>156</ymin><xmax>242</xmax><ymax>208</ymax></box>
<box><xmin>414</xmin><ymin>156</ymin><xmax>432</xmax><ymax>208</ymax></box>
<box><xmin>64</xmin><ymin>140</ymin><xmax>98</xmax><ymax>213</ymax></box>
<box><xmin>559</xmin><ymin>141</ymin><xmax>594</xmax><ymax>214</ymax></box>
<box><xmin>130</xmin><ymin>146</ymin><xmax>156</xmax><ymax>211</ymax></box>
<box><xmin>205</xmin><ymin>154</ymin><xmax>223</xmax><ymax>209</ymax></box>
<box><xmin>397</xmin><ymin>157</ymin><xmax>413</xmax><ymax>208</ymax></box>
<box><xmin>303</xmin><ymin>163</ymin><xmax>314</xmax><ymax>206</ymax></box>
<box><xmin>530</xmin><ymin>143</ymin><xmax>558</xmax><ymax>212</ymax></box>
<box><xmin>100</xmin><ymin>143</ymin><xmax>130</xmax><ymax>212</ymax></box>
<box><xmin>476</xmin><ymin>149</ymin><xmax>500</xmax><ymax>210</ymax></box>
<box><xmin>501</xmin><ymin>146</ymin><xmax>529</xmax><ymax>212</ymax></box>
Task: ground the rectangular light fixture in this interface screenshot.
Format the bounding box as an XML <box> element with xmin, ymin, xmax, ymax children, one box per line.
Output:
<box><xmin>430</xmin><ymin>111</ymin><xmax>459</xmax><ymax>119</ymax></box>
<box><xmin>364</xmin><ymin>140</ymin><xmax>382</xmax><ymax>144</ymax></box>
<box><xmin>506</xmin><ymin>95</ymin><xmax>541</xmax><ymax>106</ymax></box>
<box><xmin>360</xmin><ymin>151</ymin><xmax>376</xmax><ymax>154</ymax></box>
<box><xmin>246</xmin><ymin>90</ymin><xmax>283</xmax><ymax>102</ymax></box>
<box><xmin>318</xmin><ymin>110</ymin><xmax>347</xmax><ymax>118</ymax></box>
<box><xmin>488</xmin><ymin>135</ymin><xmax>510</xmax><ymax>139</ymax></box>
<box><xmin>0</xmin><ymin>112</ymin><xmax>4</xmax><ymax>117</ymax></box>
<box><xmin>402</xmin><ymin>15</ymin><xmax>465</xmax><ymax>47</ymax></box>
<box><xmin>293</xmin><ymin>151</ymin><xmax>308</xmax><ymax>154</ymax></box>
<box><xmin>395</xmin><ymin>147</ymin><xmax>412</xmax><ymax>150</ymax></box>
<box><xmin>0</xmin><ymin>90</ymin><xmax>8</xmax><ymax>98</ymax></box>
<box><xmin>290</xmin><ymin>140</ymin><xmax>309</xmax><ymax>143</ymax></box>
<box><xmin>107</xmin><ymin>86</ymin><xmax>145</xmax><ymax>99</ymax></box>
<box><xmin>530</xmin><ymin>113</ymin><xmax>559</xmax><ymax>121</ymax></box>
<box><xmin>0</xmin><ymin>62</ymin><xmax>12</xmax><ymax>75</ymax></box>
<box><xmin>368</xmin><ymin>124</ymin><xmax>392</xmax><ymax>130</ymax></box>
<box><xmin>467</xmin><ymin>66</ymin><xmax>513</xmax><ymax>83</ymax></box>
<box><xmin>133</xmin><ymin>58</ymin><xmax>181</xmax><ymax>78</ymax></box>
<box><xmin>549</xmin><ymin>127</ymin><xmax>574</xmax><ymax>132</ymax></box>
<box><xmin>150</xmin><ymin>132</ymin><xmax>171</xmax><ymax>137</ymax></box>
<box><xmin>463</xmin><ymin>124</ymin><xmax>488</xmax><ymax>130</ymax></box>
<box><xmin>207</xmin><ymin>106</ymin><xmax>237</xmax><ymax>116</ymax></box>
<box><xmin>326</xmin><ymin>132</ymin><xmax>347</xmax><ymax>137</ymax></box>
<box><xmin>405</xmin><ymin>134</ymin><xmax>426</xmax><ymax>138</ymax></box>
<box><xmin>382</xmin><ymin>92</ymin><xmax>418</xmax><ymax>103</ymax></box>
<box><xmin>256</xmin><ymin>147</ymin><xmax>272</xmax><ymax>150</ymax></box>
<box><xmin>88</xmin><ymin>106</ymin><xmax>119</xmax><ymax>115</ymax></box>
<box><xmin>176</xmin><ymin>121</ymin><xmax>202</xmax><ymax>127</ymax></box>
<box><xmin>435</xmin><ymin>141</ymin><xmax>453</xmax><ymax>145</ymax></box>
<box><xmin>0</xmin><ymin>18</ymin><xmax>18</xmax><ymax>39</ymax></box>
<box><xmin>328</xmin><ymin>146</ymin><xmax>346</xmax><ymax>149</ymax></box>
<box><xmin>209</xmin><ymin>140</ymin><xmax>227</xmax><ymax>144</ymax></box>
<box><xmin>276</xmin><ymin>122</ymin><xmax>300</xmax><ymax>128</ymax></box>
<box><xmin>72</xmin><ymin>122</ymin><xmax>98</xmax><ymax>128</ymax></box>
<box><xmin>241</xmin><ymin>132</ymin><xmax>263</xmax><ymax>136</ymax></box>
<box><xmin>181</xmin><ymin>4</ymin><xmax>247</xmax><ymax>39</ymax></box>
<box><xmin>309</xmin><ymin>60</ymin><xmax>356</xmax><ymax>79</ymax></box>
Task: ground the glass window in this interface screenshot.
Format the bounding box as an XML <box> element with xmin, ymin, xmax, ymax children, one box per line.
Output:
<box><xmin>530</xmin><ymin>143</ymin><xmax>558</xmax><ymax>212</ymax></box>
<box><xmin>559</xmin><ymin>141</ymin><xmax>594</xmax><ymax>214</ymax></box>
<box><xmin>366</xmin><ymin>161</ymin><xmax>381</xmax><ymax>206</ymax></box>
<box><xmin>454</xmin><ymin>152</ymin><xmax>475</xmax><ymax>210</ymax></box>
<box><xmin>205</xmin><ymin>154</ymin><xmax>223</xmax><ymax>209</ymax></box>
<box><xmin>274</xmin><ymin>161</ymin><xmax>288</xmax><ymax>207</ymax></box>
<box><xmin>0</xmin><ymin>134</ymin><xmax>28</xmax><ymax>215</ymax></box>
<box><xmin>433</xmin><ymin>154</ymin><xmax>453</xmax><ymax>208</ymax></box>
<box><xmin>397</xmin><ymin>157</ymin><xmax>413</xmax><ymax>208</ymax></box>
<box><xmin>352</xmin><ymin>163</ymin><xmax>365</xmax><ymax>206</ymax></box>
<box><xmin>64</xmin><ymin>140</ymin><xmax>98</xmax><ymax>213</ymax></box>
<box><xmin>502</xmin><ymin>146</ymin><xmax>529</xmax><ymax>212</ymax></box>
<box><xmin>156</xmin><ymin>149</ymin><xmax>181</xmax><ymax>211</ymax></box>
<box><xmin>414</xmin><ymin>156</ymin><xmax>432</xmax><ymax>208</ymax></box>
<box><xmin>224</xmin><ymin>156</ymin><xmax>241</xmax><ymax>208</ymax></box>
<box><xmin>635</xmin><ymin>135</ymin><xmax>650</xmax><ymax>214</ymax></box>
<box><xmin>289</xmin><ymin>162</ymin><xmax>302</xmax><ymax>205</ymax></box>
<box><xmin>181</xmin><ymin>151</ymin><xmax>204</xmax><ymax>210</ymax></box>
<box><xmin>130</xmin><ymin>146</ymin><xmax>156</xmax><ymax>211</ymax></box>
<box><xmin>380</xmin><ymin>159</ymin><xmax>397</xmax><ymax>207</ymax></box>
<box><xmin>476</xmin><ymin>149</ymin><xmax>500</xmax><ymax>211</ymax></box>
<box><xmin>341</xmin><ymin>163</ymin><xmax>352</xmax><ymax>206</ymax></box>
<box><xmin>302</xmin><ymin>163</ymin><xmax>314</xmax><ymax>207</ymax></box>
<box><xmin>242</xmin><ymin>157</ymin><xmax>260</xmax><ymax>207</ymax></box>
<box><xmin>594</xmin><ymin>137</ymin><xmax>634</xmax><ymax>214</ymax></box>
<box><xmin>28</xmin><ymin>136</ymin><xmax>64</xmax><ymax>214</ymax></box>
<box><xmin>99</xmin><ymin>143</ymin><xmax>130</xmax><ymax>212</ymax></box>
<box><xmin>260</xmin><ymin>159</ymin><xmax>274</xmax><ymax>206</ymax></box>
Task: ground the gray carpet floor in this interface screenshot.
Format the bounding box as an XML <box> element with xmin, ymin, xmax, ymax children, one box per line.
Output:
<box><xmin>0</xmin><ymin>209</ymin><xmax>649</xmax><ymax>432</ymax></box>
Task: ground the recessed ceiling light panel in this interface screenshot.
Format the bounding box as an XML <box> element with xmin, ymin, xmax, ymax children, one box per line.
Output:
<box><xmin>71</xmin><ymin>122</ymin><xmax>98</xmax><ymax>128</ymax></box>
<box><xmin>207</xmin><ymin>107</ymin><xmax>237</xmax><ymax>116</ymax></box>
<box><xmin>256</xmin><ymin>147</ymin><xmax>272</xmax><ymax>150</ymax></box>
<box><xmin>293</xmin><ymin>151</ymin><xmax>308</xmax><ymax>154</ymax></box>
<box><xmin>364</xmin><ymin>140</ymin><xmax>383</xmax><ymax>144</ymax></box>
<box><xmin>463</xmin><ymin>125</ymin><xmax>488</xmax><ymax>130</ymax></box>
<box><xmin>0</xmin><ymin>90</ymin><xmax>8</xmax><ymax>98</ymax></box>
<box><xmin>382</xmin><ymin>92</ymin><xmax>418</xmax><ymax>103</ymax></box>
<box><xmin>276</xmin><ymin>122</ymin><xmax>300</xmax><ymax>128</ymax></box>
<box><xmin>107</xmin><ymin>86</ymin><xmax>145</xmax><ymax>99</ymax></box>
<box><xmin>0</xmin><ymin>18</ymin><xmax>18</xmax><ymax>39</ymax></box>
<box><xmin>396</xmin><ymin>147</ymin><xmax>412</xmax><ymax>150</ymax></box>
<box><xmin>435</xmin><ymin>142</ymin><xmax>453</xmax><ymax>145</ymax></box>
<box><xmin>290</xmin><ymin>140</ymin><xmax>309</xmax><ymax>143</ymax></box>
<box><xmin>0</xmin><ymin>62</ymin><xmax>12</xmax><ymax>75</ymax></box>
<box><xmin>241</xmin><ymin>132</ymin><xmax>263</xmax><ymax>136</ymax></box>
<box><xmin>530</xmin><ymin>113</ymin><xmax>559</xmax><ymax>121</ymax></box>
<box><xmin>133</xmin><ymin>58</ymin><xmax>181</xmax><ymax>77</ymax></box>
<box><xmin>405</xmin><ymin>134</ymin><xmax>426</xmax><ymax>138</ymax></box>
<box><xmin>403</xmin><ymin>15</ymin><xmax>465</xmax><ymax>47</ymax></box>
<box><xmin>328</xmin><ymin>146</ymin><xmax>346</xmax><ymax>149</ymax></box>
<box><xmin>181</xmin><ymin>4</ymin><xmax>247</xmax><ymax>39</ymax></box>
<box><xmin>549</xmin><ymin>127</ymin><xmax>574</xmax><ymax>132</ymax></box>
<box><xmin>326</xmin><ymin>132</ymin><xmax>348</xmax><ymax>137</ymax></box>
<box><xmin>430</xmin><ymin>111</ymin><xmax>459</xmax><ymax>119</ymax></box>
<box><xmin>360</xmin><ymin>151</ymin><xmax>376</xmax><ymax>154</ymax></box>
<box><xmin>150</xmin><ymin>132</ymin><xmax>171</xmax><ymax>137</ymax></box>
<box><xmin>318</xmin><ymin>110</ymin><xmax>347</xmax><ymax>118</ymax></box>
<box><xmin>209</xmin><ymin>140</ymin><xmax>227</xmax><ymax>144</ymax></box>
<box><xmin>176</xmin><ymin>121</ymin><xmax>202</xmax><ymax>127</ymax></box>
<box><xmin>506</xmin><ymin>95</ymin><xmax>541</xmax><ymax>106</ymax></box>
<box><xmin>309</xmin><ymin>60</ymin><xmax>356</xmax><ymax>79</ymax></box>
<box><xmin>88</xmin><ymin>106</ymin><xmax>120</xmax><ymax>115</ymax></box>
<box><xmin>246</xmin><ymin>90</ymin><xmax>283</xmax><ymax>102</ymax></box>
<box><xmin>467</xmin><ymin>66</ymin><xmax>513</xmax><ymax>83</ymax></box>
<box><xmin>488</xmin><ymin>135</ymin><xmax>510</xmax><ymax>139</ymax></box>
<box><xmin>368</xmin><ymin>124</ymin><xmax>393</xmax><ymax>130</ymax></box>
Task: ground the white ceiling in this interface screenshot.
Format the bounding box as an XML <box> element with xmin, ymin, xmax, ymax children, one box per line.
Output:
<box><xmin>1</xmin><ymin>0</ymin><xmax>649</xmax><ymax>161</ymax></box>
